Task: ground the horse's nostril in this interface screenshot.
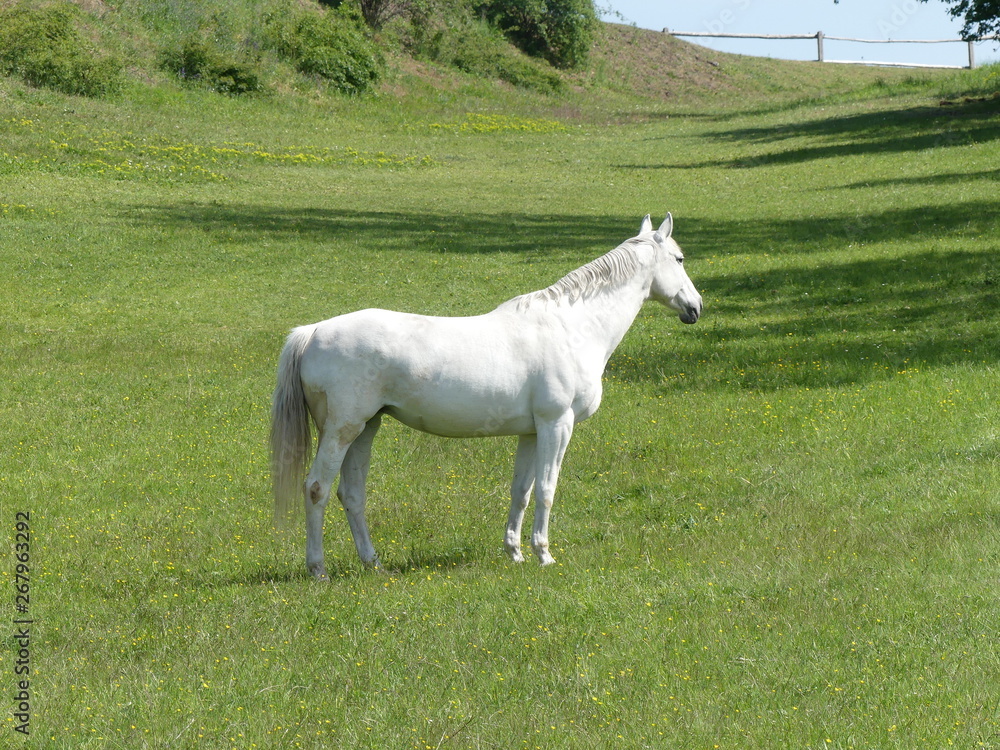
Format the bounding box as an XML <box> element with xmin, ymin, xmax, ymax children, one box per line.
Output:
<box><xmin>680</xmin><ymin>304</ymin><xmax>701</xmax><ymax>324</ymax></box>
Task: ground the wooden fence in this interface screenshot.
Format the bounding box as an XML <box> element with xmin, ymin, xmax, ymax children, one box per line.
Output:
<box><xmin>664</xmin><ymin>30</ymin><xmax>996</xmax><ymax>69</ymax></box>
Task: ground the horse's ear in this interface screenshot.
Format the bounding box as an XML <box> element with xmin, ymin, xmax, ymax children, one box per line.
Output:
<box><xmin>658</xmin><ymin>213</ymin><xmax>673</xmax><ymax>238</ymax></box>
<box><xmin>640</xmin><ymin>214</ymin><xmax>652</xmax><ymax>234</ymax></box>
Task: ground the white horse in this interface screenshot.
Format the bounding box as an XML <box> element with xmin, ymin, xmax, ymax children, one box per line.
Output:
<box><xmin>271</xmin><ymin>214</ymin><xmax>702</xmax><ymax>578</ymax></box>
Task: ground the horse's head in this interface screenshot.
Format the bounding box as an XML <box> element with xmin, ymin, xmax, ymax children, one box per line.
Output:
<box><xmin>641</xmin><ymin>213</ymin><xmax>702</xmax><ymax>324</ymax></box>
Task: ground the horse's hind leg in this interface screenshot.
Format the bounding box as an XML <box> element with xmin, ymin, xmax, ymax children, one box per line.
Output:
<box><xmin>304</xmin><ymin>422</ymin><xmax>367</xmax><ymax>580</ymax></box>
<box><xmin>337</xmin><ymin>415</ymin><xmax>382</xmax><ymax>570</ymax></box>
<box><xmin>505</xmin><ymin>434</ymin><xmax>536</xmax><ymax>563</ymax></box>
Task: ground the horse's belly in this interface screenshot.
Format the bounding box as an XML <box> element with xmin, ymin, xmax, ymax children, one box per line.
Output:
<box><xmin>382</xmin><ymin>396</ymin><xmax>535</xmax><ymax>438</ymax></box>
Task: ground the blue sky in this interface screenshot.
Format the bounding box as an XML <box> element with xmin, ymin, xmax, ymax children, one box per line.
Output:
<box><xmin>598</xmin><ymin>1</ymin><xmax>1000</xmax><ymax>67</ymax></box>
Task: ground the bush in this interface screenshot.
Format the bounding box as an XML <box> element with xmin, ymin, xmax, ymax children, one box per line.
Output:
<box><xmin>0</xmin><ymin>3</ymin><xmax>124</xmax><ymax>97</ymax></box>
<box><xmin>450</xmin><ymin>23</ymin><xmax>565</xmax><ymax>92</ymax></box>
<box><xmin>403</xmin><ymin>0</ymin><xmax>565</xmax><ymax>93</ymax></box>
<box><xmin>478</xmin><ymin>0</ymin><xmax>598</xmax><ymax>69</ymax></box>
<box><xmin>262</xmin><ymin>4</ymin><xmax>383</xmax><ymax>95</ymax></box>
<box><xmin>160</xmin><ymin>38</ymin><xmax>263</xmax><ymax>96</ymax></box>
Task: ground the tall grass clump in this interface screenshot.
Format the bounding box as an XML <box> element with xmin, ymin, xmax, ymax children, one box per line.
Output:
<box><xmin>261</xmin><ymin>2</ymin><xmax>384</xmax><ymax>95</ymax></box>
<box><xmin>0</xmin><ymin>2</ymin><xmax>124</xmax><ymax>96</ymax></box>
<box><xmin>936</xmin><ymin>60</ymin><xmax>1000</xmax><ymax>99</ymax></box>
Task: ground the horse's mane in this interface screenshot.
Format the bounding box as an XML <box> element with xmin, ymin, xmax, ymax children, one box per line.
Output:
<box><xmin>497</xmin><ymin>239</ymin><xmax>647</xmax><ymax>313</ymax></box>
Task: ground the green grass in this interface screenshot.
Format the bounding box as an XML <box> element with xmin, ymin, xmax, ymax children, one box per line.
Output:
<box><xmin>2</xmin><ymin>30</ymin><xmax>1000</xmax><ymax>749</ymax></box>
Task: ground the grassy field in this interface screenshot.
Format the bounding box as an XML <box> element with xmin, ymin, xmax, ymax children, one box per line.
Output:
<box><xmin>3</xmin><ymin>17</ymin><xmax>1000</xmax><ymax>748</ymax></box>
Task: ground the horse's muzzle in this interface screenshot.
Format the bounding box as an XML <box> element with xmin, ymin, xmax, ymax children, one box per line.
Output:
<box><xmin>679</xmin><ymin>303</ymin><xmax>701</xmax><ymax>325</ymax></box>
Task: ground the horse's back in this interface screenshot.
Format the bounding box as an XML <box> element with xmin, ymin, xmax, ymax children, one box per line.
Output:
<box><xmin>303</xmin><ymin>308</ymin><xmax>533</xmax><ymax>374</ymax></box>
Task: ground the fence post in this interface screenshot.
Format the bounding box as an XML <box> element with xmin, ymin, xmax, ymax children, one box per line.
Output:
<box><xmin>816</xmin><ymin>31</ymin><xmax>825</xmax><ymax>62</ymax></box>
<box><xmin>967</xmin><ymin>39</ymin><xmax>976</xmax><ymax>69</ymax></box>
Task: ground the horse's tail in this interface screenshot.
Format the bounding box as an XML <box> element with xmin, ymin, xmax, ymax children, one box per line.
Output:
<box><xmin>270</xmin><ymin>325</ymin><xmax>315</xmax><ymax>526</ymax></box>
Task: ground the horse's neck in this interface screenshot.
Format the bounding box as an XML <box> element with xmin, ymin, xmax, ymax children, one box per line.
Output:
<box><xmin>562</xmin><ymin>272</ymin><xmax>650</xmax><ymax>365</ymax></box>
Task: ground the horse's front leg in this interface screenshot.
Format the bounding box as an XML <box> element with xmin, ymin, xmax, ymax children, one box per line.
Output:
<box><xmin>531</xmin><ymin>412</ymin><xmax>575</xmax><ymax>566</ymax></box>
<box><xmin>505</xmin><ymin>434</ymin><xmax>537</xmax><ymax>563</ymax></box>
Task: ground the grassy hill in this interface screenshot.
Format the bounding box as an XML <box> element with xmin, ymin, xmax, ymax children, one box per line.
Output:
<box><xmin>2</xmin><ymin>2</ymin><xmax>1000</xmax><ymax>749</ymax></box>
<box><xmin>0</xmin><ymin>0</ymin><xmax>996</xmax><ymax>110</ymax></box>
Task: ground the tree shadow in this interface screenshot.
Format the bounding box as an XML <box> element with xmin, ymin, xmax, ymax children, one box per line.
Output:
<box><xmin>840</xmin><ymin>168</ymin><xmax>1000</xmax><ymax>190</ymax></box>
<box><xmin>623</xmin><ymin>98</ymin><xmax>1000</xmax><ymax>171</ymax></box>
<box><xmin>127</xmin><ymin>203</ymin><xmax>640</xmax><ymax>257</ymax></box>
<box><xmin>673</xmin><ymin>200</ymin><xmax>997</xmax><ymax>257</ymax></box>
<box><xmin>612</xmin><ymin>209</ymin><xmax>999</xmax><ymax>391</ymax></box>
<box><xmin>132</xmin><ymin>201</ymin><xmax>998</xmax><ymax>393</ymax></box>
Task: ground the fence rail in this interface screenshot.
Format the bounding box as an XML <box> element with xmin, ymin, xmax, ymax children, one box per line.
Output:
<box><xmin>664</xmin><ymin>29</ymin><xmax>998</xmax><ymax>69</ymax></box>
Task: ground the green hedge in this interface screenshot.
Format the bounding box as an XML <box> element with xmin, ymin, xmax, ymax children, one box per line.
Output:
<box><xmin>478</xmin><ymin>0</ymin><xmax>598</xmax><ymax>69</ymax></box>
<box><xmin>160</xmin><ymin>38</ymin><xmax>264</xmax><ymax>96</ymax></box>
<box><xmin>262</xmin><ymin>4</ymin><xmax>384</xmax><ymax>95</ymax></box>
<box><xmin>403</xmin><ymin>0</ymin><xmax>565</xmax><ymax>92</ymax></box>
<box><xmin>0</xmin><ymin>3</ymin><xmax>123</xmax><ymax>97</ymax></box>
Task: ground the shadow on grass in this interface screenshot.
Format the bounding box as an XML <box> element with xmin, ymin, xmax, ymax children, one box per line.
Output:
<box><xmin>133</xmin><ymin>201</ymin><xmax>998</xmax><ymax>392</ymax></box>
<box><xmin>678</xmin><ymin>200</ymin><xmax>997</xmax><ymax>256</ymax></box>
<box><xmin>613</xmin><ymin>241</ymin><xmax>999</xmax><ymax>391</ymax></box>
<box><xmin>222</xmin><ymin>547</ymin><xmax>486</xmax><ymax>587</ymax></box>
<box><xmin>623</xmin><ymin>98</ymin><xmax>1000</xmax><ymax>171</ymax></box>
<box><xmin>839</xmin><ymin>168</ymin><xmax>1000</xmax><ymax>190</ymax></box>
<box><xmin>128</xmin><ymin>203</ymin><xmax>637</xmax><ymax>257</ymax></box>
<box><xmin>628</xmin><ymin>201</ymin><xmax>996</xmax><ymax>391</ymax></box>
<box><xmin>127</xmin><ymin>197</ymin><xmax>995</xmax><ymax>257</ymax></box>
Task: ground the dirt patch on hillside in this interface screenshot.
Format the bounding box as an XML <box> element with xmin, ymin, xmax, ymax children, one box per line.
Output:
<box><xmin>384</xmin><ymin>22</ymin><xmax>740</xmax><ymax>104</ymax></box>
<box><xmin>579</xmin><ymin>23</ymin><xmax>736</xmax><ymax>100</ymax></box>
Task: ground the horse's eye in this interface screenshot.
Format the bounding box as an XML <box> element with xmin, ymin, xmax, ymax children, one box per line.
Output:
<box><xmin>677</xmin><ymin>257</ymin><xmax>684</xmax><ymax>265</ymax></box>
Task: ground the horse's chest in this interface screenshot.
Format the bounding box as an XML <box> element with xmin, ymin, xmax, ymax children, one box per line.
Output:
<box><xmin>571</xmin><ymin>376</ymin><xmax>603</xmax><ymax>423</ymax></box>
